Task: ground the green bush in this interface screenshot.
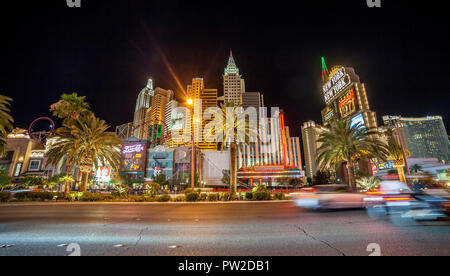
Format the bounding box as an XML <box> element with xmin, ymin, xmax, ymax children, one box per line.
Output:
<box><xmin>274</xmin><ymin>192</ymin><xmax>286</xmax><ymax>200</ymax></box>
<box><xmin>186</xmin><ymin>192</ymin><xmax>199</xmax><ymax>202</ymax></box>
<box><xmin>252</xmin><ymin>191</ymin><xmax>271</xmax><ymax>201</ymax></box>
<box><xmin>208</xmin><ymin>194</ymin><xmax>218</xmax><ymax>201</ymax></box>
<box><xmin>157</xmin><ymin>194</ymin><xmax>171</xmax><ymax>202</ymax></box>
<box><xmin>245</xmin><ymin>192</ymin><xmax>253</xmax><ymax>200</ymax></box>
<box><xmin>14</xmin><ymin>192</ymin><xmax>62</xmax><ymax>201</ymax></box>
<box><xmin>79</xmin><ymin>192</ymin><xmax>104</xmax><ymax>202</ymax></box>
<box><xmin>175</xmin><ymin>196</ymin><xmax>185</xmax><ymax>202</ymax></box>
<box><xmin>199</xmin><ymin>193</ymin><xmax>208</xmax><ymax>201</ymax></box>
<box><xmin>0</xmin><ymin>192</ymin><xmax>10</xmax><ymax>202</ymax></box>
<box><xmin>221</xmin><ymin>192</ymin><xmax>230</xmax><ymax>201</ymax></box>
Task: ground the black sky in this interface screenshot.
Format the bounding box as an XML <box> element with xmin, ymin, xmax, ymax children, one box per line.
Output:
<box><xmin>1</xmin><ymin>0</ymin><xmax>449</xmax><ymax>137</ymax></box>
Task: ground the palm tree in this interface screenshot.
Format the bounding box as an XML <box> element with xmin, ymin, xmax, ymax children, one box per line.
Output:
<box><xmin>216</xmin><ymin>103</ymin><xmax>258</xmax><ymax>197</ymax></box>
<box><xmin>50</xmin><ymin>93</ymin><xmax>91</xmax><ymax>124</ymax></box>
<box><xmin>316</xmin><ymin>120</ymin><xmax>389</xmax><ymax>191</ymax></box>
<box><xmin>47</xmin><ymin>114</ymin><xmax>122</xmax><ymax>192</ymax></box>
<box><xmin>0</xmin><ymin>95</ymin><xmax>14</xmax><ymax>155</ymax></box>
<box><xmin>411</xmin><ymin>164</ymin><xmax>423</xmax><ymax>174</ymax></box>
<box><xmin>385</xmin><ymin>130</ymin><xmax>410</xmax><ymax>183</ymax></box>
<box><xmin>48</xmin><ymin>93</ymin><xmax>92</xmax><ymax>191</ymax></box>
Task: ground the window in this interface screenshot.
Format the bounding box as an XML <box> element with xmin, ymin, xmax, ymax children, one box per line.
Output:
<box><xmin>28</xmin><ymin>160</ymin><xmax>41</xmax><ymax>171</ymax></box>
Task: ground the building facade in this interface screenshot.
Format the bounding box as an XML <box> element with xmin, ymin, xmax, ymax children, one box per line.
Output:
<box><xmin>301</xmin><ymin>121</ymin><xmax>329</xmax><ymax>179</ymax></box>
<box><xmin>223</xmin><ymin>51</ymin><xmax>245</xmax><ymax>106</ymax></box>
<box><xmin>133</xmin><ymin>79</ymin><xmax>154</xmax><ymax>140</ymax></box>
<box><xmin>145</xmin><ymin>87</ymin><xmax>174</xmax><ymax>145</ymax></box>
<box><xmin>320</xmin><ymin>60</ymin><xmax>377</xmax><ymax>130</ymax></box>
<box><xmin>383</xmin><ymin>115</ymin><xmax>450</xmax><ymax>164</ymax></box>
<box><xmin>242</xmin><ymin>92</ymin><xmax>264</xmax><ymax>109</ymax></box>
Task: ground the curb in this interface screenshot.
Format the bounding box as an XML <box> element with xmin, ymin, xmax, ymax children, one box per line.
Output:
<box><xmin>0</xmin><ymin>200</ymin><xmax>294</xmax><ymax>207</ymax></box>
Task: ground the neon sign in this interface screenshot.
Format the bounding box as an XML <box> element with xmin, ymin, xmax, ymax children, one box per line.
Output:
<box><xmin>323</xmin><ymin>67</ymin><xmax>351</xmax><ymax>104</ymax></box>
<box><xmin>121</xmin><ymin>142</ymin><xmax>147</xmax><ymax>172</ymax></box>
<box><xmin>339</xmin><ymin>88</ymin><xmax>356</xmax><ymax>119</ymax></box>
<box><xmin>122</xmin><ymin>144</ymin><xmax>144</xmax><ymax>154</ymax></box>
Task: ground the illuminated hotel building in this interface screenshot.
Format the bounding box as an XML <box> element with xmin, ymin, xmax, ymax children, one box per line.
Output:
<box><xmin>301</xmin><ymin>121</ymin><xmax>329</xmax><ymax>179</ymax></box>
<box><xmin>145</xmin><ymin>87</ymin><xmax>174</xmax><ymax>145</ymax></box>
<box><xmin>383</xmin><ymin>115</ymin><xmax>450</xmax><ymax>164</ymax></box>
<box><xmin>223</xmin><ymin>51</ymin><xmax>245</xmax><ymax>106</ymax></box>
<box><xmin>320</xmin><ymin>58</ymin><xmax>377</xmax><ymax>130</ymax></box>
<box><xmin>237</xmin><ymin>110</ymin><xmax>303</xmax><ymax>186</ymax></box>
<box><xmin>186</xmin><ymin>78</ymin><xmax>219</xmax><ymax>151</ymax></box>
<box><xmin>242</xmin><ymin>92</ymin><xmax>264</xmax><ymax>109</ymax></box>
<box><xmin>133</xmin><ymin>79</ymin><xmax>154</xmax><ymax>140</ymax></box>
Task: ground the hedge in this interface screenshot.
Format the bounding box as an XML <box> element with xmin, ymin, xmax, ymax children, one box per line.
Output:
<box><xmin>0</xmin><ymin>192</ymin><xmax>10</xmax><ymax>202</ymax></box>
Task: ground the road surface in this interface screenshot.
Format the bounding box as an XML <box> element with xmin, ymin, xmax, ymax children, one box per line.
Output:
<box><xmin>0</xmin><ymin>202</ymin><xmax>449</xmax><ymax>256</ymax></box>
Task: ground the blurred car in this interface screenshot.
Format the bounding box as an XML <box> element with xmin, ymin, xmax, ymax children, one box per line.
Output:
<box><xmin>291</xmin><ymin>184</ymin><xmax>369</xmax><ymax>210</ymax></box>
<box><xmin>365</xmin><ymin>181</ymin><xmax>449</xmax><ymax>226</ymax></box>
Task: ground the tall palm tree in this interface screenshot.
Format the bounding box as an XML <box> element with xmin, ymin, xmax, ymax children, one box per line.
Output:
<box><xmin>216</xmin><ymin>103</ymin><xmax>258</xmax><ymax>196</ymax></box>
<box><xmin>47</xmin><ymin>115</ymin><xmax>122</xmax><ymax>192</ymax></box>
<box><xmin>316</xmin><ymin>120</ymin><xmax>389</xmax><ymax>191</ymax></box>
<box><xmin>386</xmin><ymin>130</ymin><xmax>410</xmax><ymax>183</ymax></box>
<box><xmin>50</xmin><ymin>93</ymin><xmax>91</xmax><ymax>124</ymax></box>
<box><xmin>0</xmin><ymin>95</ymin><xmax>14</xmax><ymax>155</ymax></box>
<box><xmin>49</xmin><ymin>93</ymin><xmax>92</xmax><ymax>191</ymax></box>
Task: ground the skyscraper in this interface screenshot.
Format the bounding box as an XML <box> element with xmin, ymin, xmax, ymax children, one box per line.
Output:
<box><xmin>320</xmin><ymin>58</ymin><xmax>377</xmax><ymax>130</ymax></box>
<box><xmin>186</xmin><ymin>78</ymin><xmax>218</xmax><ymax>151</ymax></box>
<box><xmin>145</xmin><ymin>87</ymin><xmax>174</xmax><ymax>145</ymax></box>
<box><xmin>301</xmin><ymin>121</ymin><xmax>329</xmax><ymax>179</ymax></box>
<box><xmin>242</xmin><ymin>92</ymin><xmax>264</xmax><ymax>109</ymax></box>
<box><xmin>383</xmin><ymin>115</ymin><xmax>450</xmax><ymax>164</ymax></box>
<box><xmin>133</xmin><ymin>79</ymin><xmax>154</xmax><ymax>139</ymax></box>
<box><xmin>223</xmin><ymin>51</ymin><xmax>245</xmax><ymax>106</ymax></box>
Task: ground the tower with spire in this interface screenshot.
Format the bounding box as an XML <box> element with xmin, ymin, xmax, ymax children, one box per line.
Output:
<box><xmin>223</xmin><ymin>50</ymin><xmax>245</xmax><ymax>106</ymax></box>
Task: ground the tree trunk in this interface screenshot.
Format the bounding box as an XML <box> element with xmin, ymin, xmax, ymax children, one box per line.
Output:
<box><xmin>396</xmin><ymin>166</ymin><xmax>407</xmax><ymax>184</ymax></box>
<box><xmin>347</xmin><ymin>162</ymin><xmax>357</xmax><ymax>192</ymax></box>
<box><xmin>64</xmin><ymin>162</ymin><xmax>73</xmax><ymax>195</ymax></box>
<box><xmin>229</xmin><ymin>142</ymin><xmax>237</xmax><ymax>197</ymax></box>
<box><xmin>80</xmin><ymin>171</ymin><xmax>89</xmax><ymax>192</ymax></box>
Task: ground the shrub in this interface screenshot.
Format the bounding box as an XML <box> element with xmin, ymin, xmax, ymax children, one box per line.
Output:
<box><xmin>157</xmin><ymin>194</ymin><xmax>171</xmax><ymax>202</ymax></box>
<box><xmin>199</xmin><ymin>193</ymin><xmax>208</xmax><ymax>201</ymax></box>
<box><xmin>175</xmin><ymin>196</ymin><xmax>185</xmax><ymax>202</ymax></box>
<box><xmin>0</xmin><ymin>192</ymin><xmax>10</xmax><ymax>202</ymax></box>
<box><xmin>274</xmin><ymin>192</ymin><xmax>286</xmax><ymax>200</ymax></box>
<box><xmin>252</xmin><ymin>191</ymin><xmax>271</xmax><ymax>201</ymax></box>
<box><xmin>14</xmin><ymin>192</ymin><xmax>61</xmax><ymax>201</ymax></box>
<box><xmin>186</xmin><ymin>192</ymin><xmax>199</xmax><ymax>202</ymax></box>
<box><xmin>207</xmin><ymin>193</ymin><xmax>218</xmax><ymax>201</ymax></box>
<box><xmin>245</xmin><ymin>192</ymin><xmax>253</xmax><ymax>200</ymax></box>
<box><xmin>221</xmin><ymin>192</ymin><xmax>230</xmax><ymax>201</ymax></box>
<box><xmin>79</xmin><ymin>192</ymin><xmax>104</xmax><ymax>202</ymax></box>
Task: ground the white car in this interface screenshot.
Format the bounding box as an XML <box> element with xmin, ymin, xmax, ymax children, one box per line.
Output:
<box><xmin>291</xmin><ymin>185</ymin><xmax>369</xmax><ymax>210</ymax></box>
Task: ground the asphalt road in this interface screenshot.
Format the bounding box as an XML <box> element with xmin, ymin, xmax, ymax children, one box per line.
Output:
<box><xmin>0</xmin><ymin>202</ymin><xmax>449</xmax><ymax>256</ymax></box>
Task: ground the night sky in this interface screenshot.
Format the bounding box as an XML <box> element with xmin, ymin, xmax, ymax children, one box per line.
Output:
<box><xmin>1</xmin><ymin>0</ymin><xmax>449</xmax><ymax>137</ymax></box>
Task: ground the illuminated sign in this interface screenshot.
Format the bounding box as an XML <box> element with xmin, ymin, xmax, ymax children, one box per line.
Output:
<box><xmin>378</xmin><ymin>160</ymin><xmax>394</xmax><ymax>171</ymax></box>
<box><xmin>339</xmin><ymin>87</ymin><xmax>356</xmax><ymax>119</ymax></box>
<box><xmin>121</xmin><ymin>142</ymin><xmax>147</xmax><ymax>172</ymax></box>
<box><xmin>371</xmin><ymin>164</ymin><xmax>378</xmax><ymax>175</ymax></box>
<box><xmin>14</xmin><ymin>163</ymin><xmax>23</xmax><ymax>177</ymax></box>
<box><xmin>123</xmin><ymin>144</ymin><xmax>144</xmax><ymax>154</ymax></box>
<box><xmin>350</xmin><ymin>113</ymin><xmax>366</xmax><ymax>129</ymax></box>
<box><xmin>323</xmin><ymin>67</ymin><xmax>351</xmax><ymax>103</ymax></box>
<box><xmin>95</xmin><ymin>166</ymin><xmax>111</xmax><ymax>182</ymax></box>
<box><xmin>321</xmin><ymin>106</ymin><xmax>335</xmax><ymax>125</ymax></box>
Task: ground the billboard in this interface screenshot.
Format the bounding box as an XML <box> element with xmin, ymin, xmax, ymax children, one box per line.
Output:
<box><xmin>322</xmin><ymin>67</ymin><xmax>352</xmax><ymax>104</ymax></box>
<box><xmin>338</xmin><ymin>87</ymin><xmax>357</xmax><ymax>119</ymax></box>
<box><xmin>350</xmin><ymin>113</ymin><xmax>366</xmax><ymax>129</ymax></box>
<box><xmin>321</xmin><ymin>106</ymin><xmax>336</xmax><ymax>126</ymax></box>
<box><xmin>121</xmin><ymin>142</ymin><xmax>148</xmax><ymax>172</ymax></box>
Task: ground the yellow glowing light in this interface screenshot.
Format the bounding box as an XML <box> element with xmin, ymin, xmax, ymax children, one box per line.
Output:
<box><xmin>187</xmin><ymin>99</ymin><xmax>193</xmax><ymax>105</ymax></box>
